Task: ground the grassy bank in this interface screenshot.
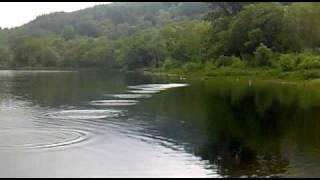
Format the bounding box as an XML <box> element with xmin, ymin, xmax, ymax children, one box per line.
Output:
<box><xmin>146</xmin><ymin>66</ymin><xmax>320</xmax><ymax>84</ymax></box>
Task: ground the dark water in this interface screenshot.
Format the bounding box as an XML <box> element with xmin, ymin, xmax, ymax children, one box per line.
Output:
<box><xmin>1</xmin><ymin>70</ymin><xmax>320</xmax><ymax>177</ymax></box>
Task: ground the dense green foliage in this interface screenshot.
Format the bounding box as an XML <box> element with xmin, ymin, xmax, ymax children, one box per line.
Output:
<box><xmin>0</xmin><ymin>2</ymin><xmax>209</xmax><ymax>69</ymax></box>
<box><xmin>1</xmin><ymin>2</ymin><xmax>320</xmax><ymax>79</ymax></box>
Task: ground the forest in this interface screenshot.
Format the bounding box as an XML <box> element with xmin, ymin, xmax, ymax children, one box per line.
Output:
<box><xmin>1</xmin><ymin>2</ymin><xmax>320</xmax><ymax>79</ymax></box>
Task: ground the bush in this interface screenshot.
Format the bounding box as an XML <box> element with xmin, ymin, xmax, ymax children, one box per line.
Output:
<box><xmin>182</xmin><ymin>62</ymin><xmax>202</xmax><ymax>73</ymax></box>
<box><xmin>302</xmin><ymin>70</ymin><xmax>320</xmax><ymax>80</ymax></box>
<box><xmin>253</xmin><ymin>43</ymin><xmax>273</xmax><ymax>67</ymax></box>
<box><xmin>215</xmin><ymin>55</ymin><xmax>232</xmax><ymax>67</ymax></box>
<box><xmin>277</xmin><ymin>53</ymin><xmax>320</xmax><ymax>71</ymax></box>
<box><xmin>297</xmin><ymin>54</ymin><xmax>320</xmax><ymax>70</ymax></box>
<box><xmin>278</xmin><ymin>54</ymin><xmax>298</xmax><ymax>71</ymax></box>
<box><xmin>215</xmin><ymin>55</ymin><xmax>242</xmax><ymax>67</ymax></box>
<box><xmin>161</xmin><ymin>57</ymin><xmax>176</xmax><ymax>70</ymax></box>
<box><xmin>230</xmin><ymin>57</ymin><xmax>246</xmax><ymax>68</ymax></box>
<box><xmin>204</xmin><ymin>60</ymin><xmax>217</xmax><ymax>71</ymax></box>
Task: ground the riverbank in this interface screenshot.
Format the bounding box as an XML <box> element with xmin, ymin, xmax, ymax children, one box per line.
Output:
<box><xmin>2</xmin><ymin>66</ymin><xmax>320</xmax><ymax>85</ymax></box>
<box><xmin>142</xmin><ymin>67</ymin><xmax>320</xmax><ymax>85</ymax></box>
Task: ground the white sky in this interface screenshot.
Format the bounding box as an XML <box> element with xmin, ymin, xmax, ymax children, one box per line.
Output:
<box><xmin>0</xmin><ymin>2</ymin><xmax>112</xmax><ymax>29</ymax></box>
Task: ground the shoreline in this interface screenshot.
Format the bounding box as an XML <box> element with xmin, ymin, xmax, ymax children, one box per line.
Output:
<box><xmin>140</xmin><ymin>68</ymin><xmax>320</xmax><ymax>86</ymax></box>
<box><xmin>2</xmin><ymin>67</ymin><xmax>320</xmax><ymax>86</ymax></box>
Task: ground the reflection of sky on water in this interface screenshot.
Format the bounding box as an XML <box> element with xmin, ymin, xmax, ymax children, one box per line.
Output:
<box><xmin>0</xmin><ymin>70</ymin><xmax>217</xmax><ymax>177</ymax></box>
<box><xmin>1</xmin><ymin>70</ymin><xmax>320</xmax><ymax>177</ymax></box>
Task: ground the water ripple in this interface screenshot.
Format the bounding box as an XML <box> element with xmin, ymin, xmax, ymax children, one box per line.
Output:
<box><xmin>128</xmin><ymin>90</ymin><xmax>160</xmax><ymax>94</ymax></box>
<box><xmin>0</xmin><ymin>128</ymin><xmax>89</xmax><ymax>150</ymax></box>
<box><xmin>44</xmin><ymin>109</ymin><xmax>123</xmax><ymax>120</ymax></box>
<box><xmin>127</xmin><ymin>83</ymin><xmax>189</xmax><ymax>94</ymax></box>
<box><xmin>128</xmin><ymin>83</ymin><xmax>189</xmax><ymax>91</ymax></box>
<box><xmin>89</xmin><ymin>100</ymin><xmax>139</xmax><ymax>106</ymax></box>
<box><xmin>105</xmin><ymin>94</ymin><xmax>152</xmax><ymax>99</ymax></box>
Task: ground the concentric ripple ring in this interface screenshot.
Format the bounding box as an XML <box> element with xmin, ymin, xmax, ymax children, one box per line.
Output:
<box><xmin>0</xmin><ymin>128</ymin><xmax>89</xmax><ymax>150</ymax></box>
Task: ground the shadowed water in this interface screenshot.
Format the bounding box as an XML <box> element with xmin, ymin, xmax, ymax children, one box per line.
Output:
<box><xmin>0</xmin><ymin>70</ymin><xmax>320</xmax><ymax>177</ymax></box>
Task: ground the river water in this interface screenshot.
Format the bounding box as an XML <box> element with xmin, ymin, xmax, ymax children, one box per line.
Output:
<box><xmin>0</xmin><ymin>70</ymin><xmax>320</xmax><ymax>177</ymax></box>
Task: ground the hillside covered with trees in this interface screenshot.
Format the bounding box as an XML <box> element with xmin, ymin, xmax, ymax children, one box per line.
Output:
<box><xmin>1</xmin><ymin>2</ymin><xmax>320</xmax><ymax>79</ymax></box>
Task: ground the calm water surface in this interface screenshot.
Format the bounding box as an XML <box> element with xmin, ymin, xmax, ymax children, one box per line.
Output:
<box><xmin>0</xmin><ymin>70</ymin><xmax>320</xmax><ymax>177</ymax></box>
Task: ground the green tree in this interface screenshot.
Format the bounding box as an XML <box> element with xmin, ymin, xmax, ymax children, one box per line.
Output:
<box><xmin>253</xmin><ymin>43</ymin><xmax>273</xmax><ymax>67</ymax></box>
<box><xmin>0</xmin><ymin>46</ymin><xmax>13</xmax><ymax>67</ymax></box>
<box><xmin>63</xmin><ymin>25</ymin><xmax>75</xmax><ymax>40</ymax></box>
<box><xmin>229</xmin><ymin>3</ymin><xmax>285</xmax><ymax>55</ymax></box>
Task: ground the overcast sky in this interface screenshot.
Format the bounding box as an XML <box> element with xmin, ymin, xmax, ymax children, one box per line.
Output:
<box><xmin>0</xmin><ymin>2</ymin><xmax>112</xmax><ymax>28</ymax></box>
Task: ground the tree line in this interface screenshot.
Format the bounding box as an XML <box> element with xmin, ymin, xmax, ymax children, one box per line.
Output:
<box><xmin>1</xmin><ymin>2</ymin><xmax>320</xmax><ymax>75</ymax></box>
